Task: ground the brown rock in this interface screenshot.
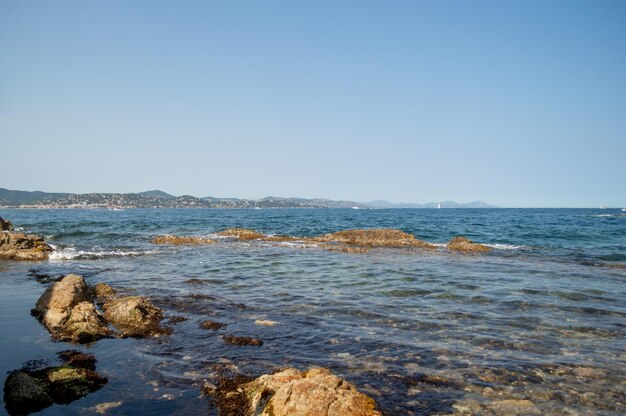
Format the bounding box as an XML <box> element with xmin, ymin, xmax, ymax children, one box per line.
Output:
<box><xmin>313</xmin><ymin>229</ymin><xmax>436</xmax><ymax>249</ymax></box>
<box><xmin>36</xmin><ymin>274</ymin><xmax>89</xmax><ymax>311</ymax></box>
<box><xmin>0</xmin><ymin>216</ymin><xmax>14</xmax><ymax>231</ymax></box>
<box><xmin>223</xmin><ymin>335</ymin><xmax>263</xmax><ymax>346</ymax></box>
<box><xmin>152</xmin><ymin>235</ymin><xmax>216</xmax><ymax>245</ymax></box>
<box><xmin>102</xmin><ymin>296</ymin><xmax>166</xmax><ymax>337</ymax></box>
<box><xmin>33</xmin><ymin>275</ymin><xmax>113</xmax><ymax>343</ymax></box>
<box><xmin>447</xmin><ymin>236</ymin><xmax>492</xmax><ymax>252</ymax></box>
<box><xmin>93</xmin><ymin>283</ymin><xmax>117</xmax><ymax>301</ymax></box>
<box><xmin>487</xmin><ymin>399</ymin><xmax>540</xmax><ymax>415</ymax></box>
<box><xmin>62</xmin><ymin>301</ymin><xmax>113</xmax><ymax>343</ymax></box>
<box><xmin>0</xmin><ymin>231</ymin><xmax>53</xmax><ymax>260</ymax></box>
<box><xmin>240</xmin><ymin>367</ymin><xmax>381</xmax><ymax>416</ymax></box>
<box><xmin>217</xmin><ymin>228</ymin><xmax>266</xmax><ymax>240</ymax></box>
<box><xmin>200</xmin><ymin>320</ymin><xmax>226</xmax><ymax>330</ymax></box>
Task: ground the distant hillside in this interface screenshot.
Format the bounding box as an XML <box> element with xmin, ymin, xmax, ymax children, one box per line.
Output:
<box><xmin>0</xmin><ymin>187</ymin><xmax>495</xmax><ymax>209</ymax></box>
<box><xmin>365</xmin><ymin>200</ymin><xmax>497</xmax><ymax>209</ymax></box>
<box><xmin>0</xmin><ymin>187</ymin><xmax>72</xmax><ymax>205</ymax></box>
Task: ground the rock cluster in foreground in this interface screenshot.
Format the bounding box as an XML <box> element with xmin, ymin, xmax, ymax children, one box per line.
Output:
<box><xmin>208</xmin><ymin>367</ymin><xmax>381</xmax><ymax>416</ymax></box>
<box><xmin>3</xmin><ymin>351</ymin><xmax>107</xmax><ymax>416</ymax></box>
<box><xmin>32</xmin><ymin>274</ymin><xmax>166</xmax><ymax>342</ymax></box>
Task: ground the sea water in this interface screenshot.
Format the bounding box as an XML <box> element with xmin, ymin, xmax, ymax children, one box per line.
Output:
<box><xmin>0</xmin><ymin>208</ymin><xmax>624</xmax><ymax>415</ymax></box>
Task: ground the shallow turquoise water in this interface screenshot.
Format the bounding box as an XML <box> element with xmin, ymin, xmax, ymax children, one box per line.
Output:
<box><xmin>1</xmin><ymin>208</ymin><xmax>625</xmax><ymax>415</ymax></box>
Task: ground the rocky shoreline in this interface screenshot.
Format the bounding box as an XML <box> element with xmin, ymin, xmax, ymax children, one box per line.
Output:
<box><xmin>3</xmin><ymin>216</ymin><xmax>593</xmax><ymax>416</ymax></box>
<box><xmin>0</xmin><ymin>216</ymin><xmax>53</xmax><ymax>260</ymax></box>
<box><xmin>154</xmin><ymin>227</ymin><xmax>493</xmax><ymax>253</ymax></box>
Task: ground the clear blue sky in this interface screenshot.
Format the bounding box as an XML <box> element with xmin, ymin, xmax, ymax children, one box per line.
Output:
<box><xmin>1</xmin><ymin>1</ymin><xmax>625</xmax><ymax>207</ymax></box>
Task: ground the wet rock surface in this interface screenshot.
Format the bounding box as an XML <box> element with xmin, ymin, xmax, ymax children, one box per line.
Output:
<box><xmin>313</xmin><ymin>229</ymin><xmax>436</xmax><ymax>249</ymax></box>
<box><xmin>209</xmin><ymin>367</ymin><xmax>382</xmax><ymax>416</ymax></box>
<box><xmin>33</xmin><ymin>274</ymin><xmax>166</xmax><ymax>341</ymax></box>
<box><xmin>3</xmin><ymin>351</ymin><xmax>107</xmax><ymax>415</ymax></box>
<box><xmin>223</xmin><ymin>335</ymin><xmax>263</xmax><ymax>346</ymax></box>
<box><xmin>152</xmin><ymin>235</ymin><xmax>216</xmax><ymax>245</ymax></box>
<box><xmin>102</xmin><ymin>296</ymin><xmax>168</xmax><ymax>337</ymax></box>
<box><xmin>31</xmin><ymin>274</ymin><xmax>110</xmax><ymax>342</ymax></box>
<box><xmin>0</xmin><ymin>231</ymin><xmax>53</xmax><ymax>260</ymax></box>
<box><xmin>447</xmin><ymin>236</ymin><xmax>491</xmax><ymax>252</ymax></box>
<box><xmin>200</xmin><ymin>320</ymin><xmax>226</xmax><ymax>330</ymax></box>
<box><xmin>217</xmin><ymin>228</ymin><xmax>267</xmax><ymax>240</ymax></box>
<box><xmin>93</xmin><ymin>282</ymin><xmax>117</xmax><ymax>302</ymax></box>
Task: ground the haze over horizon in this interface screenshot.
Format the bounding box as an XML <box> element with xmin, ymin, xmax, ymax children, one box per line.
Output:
<box><xmin>2</xmin><ymin>1</ymin><xmax>625</xmax><ymax>208</ymax></box>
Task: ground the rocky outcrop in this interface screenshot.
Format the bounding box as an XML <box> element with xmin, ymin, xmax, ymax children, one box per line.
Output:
<box><xmin>3</xmin><ymin>351</ymin><xmax>107</xmax><ymax>416</ymax></box>
<box><xmin>217</xmin><ymin>228</ymin><xmax>266</xmax><ymax>240</ymax></box>
<box><xmin>0</xmin><ymin>216</ymin><xmax>14</xmax><ymax>230</ymax></box>
<box><xmin>313</xmin><ymin>229</ymin><xmax>436</xmax><ymax>249</ymax></box>
<box><xmin>33</xmin><ymin>275</ymin><xmax>165</xmax><ymax>342</ymax></box>
<box><xmin>0</xmin><ymin>231</ymin><xmax>53</xmax><ymax>260</ymax></box>
<box><xmin>33</xmin><ymin>274</ymin><xmax>112</xmax><ymax>342</ymax></box>
<box><xmin>102</xmin><ymin>296</ymin><xmax>167</xmax><ymax>337</ymax></box>
<box><xmin>447</xmin><ymin>236</ymin><xmax>491</xmax><ymax>252</ymax></box>
<box><xmin>212</xmin><ymin>368</ymin><xmax>381</xmax><ymax>416</ymax></box>
<box><xmin>152</xmin><ymin>235</ymin><xmax>216</xmax><ymax>245</ymax></box>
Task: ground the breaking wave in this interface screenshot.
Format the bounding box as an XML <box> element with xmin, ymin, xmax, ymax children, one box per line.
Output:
<box><xmin>48</xmin><ymin>246</ymin><xmax>159</xmax><ymax>260</ymax></box>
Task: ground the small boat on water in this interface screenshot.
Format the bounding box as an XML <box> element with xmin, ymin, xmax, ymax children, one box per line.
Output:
<box><xmin>622</xmin><ymin>208</ymin><xmax>626</xmax><ymax>212</ymax></box>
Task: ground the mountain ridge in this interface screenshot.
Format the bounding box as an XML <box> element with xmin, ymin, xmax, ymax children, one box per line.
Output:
<box><xmin>0</xmin><ymin>187</ymin><xmax>496</xmax><ymax>209</ymax></box>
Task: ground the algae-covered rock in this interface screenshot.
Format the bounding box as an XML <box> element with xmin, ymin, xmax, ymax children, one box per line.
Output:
<box><xmin>223</xmin><ymin>334</ymin><xmax>263</xmax><ymax>346</ymax></box>
<box><xmin>102</xmin><ymin>296</ymin><xmax>167</xmax><ymax>337</ymax></box>
<box><xmin>3</xmin><ymin>351</ymin><xmax>107</xmax><ymax>415</ymax></box>
<box><xmin>447</xmin><ymin>236</ymin><xmax>491</xmax><ymax>252</ymax></box>
<box><xmin>152</xmin><ymin>235</ymin><xmax>216</xmax><ymax>245</ymax></box>
<box><xmin>0</xmin><ymin>231</ymin><xmax>53</xmax><ymax>260</ymax></box>
<box><xmin>93</xmin><ymin>282</ymin><xmax>117</xmax><ymax>301</ymax></box>
<box><xmin>62</xmin><ymin>301</ymin><xmax>113</xmax><ymax>343</ymax></box>
<box><xmin>3</xmin><ymin>371</ymin><xmax>53</xmax><ymax>415</ymax></box>
<box><xmin>217</xmin><ymin>228</ymin><xmax>266</xmax><ymax>240</ymax></box>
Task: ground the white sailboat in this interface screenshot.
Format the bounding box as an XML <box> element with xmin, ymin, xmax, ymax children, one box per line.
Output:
<box><xmin>437</xmin><ymin>203</ymin><xmax>441</xmax><ymax>209</ymax></box>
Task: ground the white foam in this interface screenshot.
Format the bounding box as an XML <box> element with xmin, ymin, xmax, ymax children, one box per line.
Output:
<box><xmin>49</xmin><ymin>247</ymin><xmax>157</xmax><ymax>260</ymax></box>
<box><xmin>484</xmin><ymin>243</ymin><xmax>525</xmax><ymax>250</ymax></box>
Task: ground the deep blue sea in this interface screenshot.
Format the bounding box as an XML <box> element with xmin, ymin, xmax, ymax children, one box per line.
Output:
<box><xmin>1</xmin><ymin>208</ymin><xmax>625</xmax><ymax>415</ymax></box>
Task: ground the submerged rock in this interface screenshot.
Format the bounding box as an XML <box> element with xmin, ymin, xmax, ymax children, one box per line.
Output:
<box><xmin>152</xmin><ymin>235</ymin><xmax>216</xmax><ymax>245</ymax></box>
<box><xmin>213</xmin><ymin>367</ymin><xmax>381</xmax><ymax>416</ymax></box>
<box><xmin>447</xmin><ymin>236</ymin><xmax>491</xmax><ymax>252</ymax></box>
<box><xmin>0</xmin><ymin>216</ymin><xmax>14</xmax><ymax>231</ymax></box>
<box><xmin>3</xmin><ymin>351</ymin><xmax>107</xmax><ymax>416</ymax></box>
<box><xmin>313</xmin><ymin>229</ymin><xmax>436</xmax><ymax>249</ymax></box>
<box><xmin>200</xmin><ymin>320</ymin><xmax>226</xmax><ymax>330</ymax></box>
<box><xmin>217</xmin><ymin>228</ymin><xmax>266</xmax><ymax>240</ymax></box>
<box><xmin>102</xmin><ymin>296</ymin><xmax>167</xmax><ymax>337</ymax></box>
<box><xmin>0</xmin><ymin>231</ymin><xmax>53</xmax><ymax>260</ymax></box>
<box><xmin>3</xmin><ymin>371</ymin><xmax>53</xmax><ymax>415</ymax></box>
<box><xmin>223</xmin><ymin>335</ymin><xmax>263</xmax><ymax>346</ymax></box>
